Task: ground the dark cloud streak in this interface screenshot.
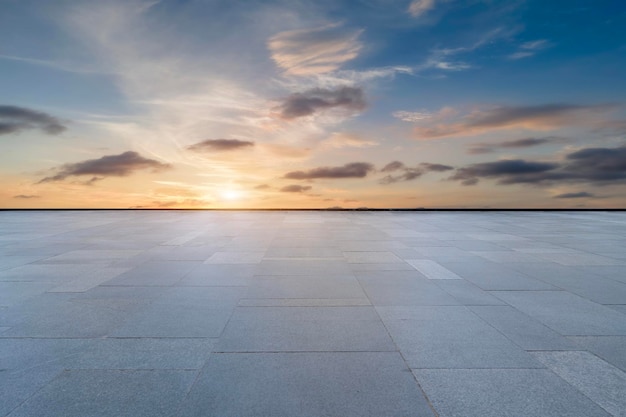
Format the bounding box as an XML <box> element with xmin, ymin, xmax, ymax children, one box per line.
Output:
<box><xmin>275</xmin><ymin>86</ymin><xmax>366</xmax><ymax>120</ymax></box>
<box><xmin>38</xmin><ymin>151</ymin><xmax>171</xmax><ymax>184</ymax></box>
<box><xmin>284</xmin><ymin>162</ymin><xmax>374</xmax><ymax>179</ymax></box>
<box><xmin>187</xmin><ymin>139</ymin><xmax>254</xmax><ymax>152</ymax></box>
<box><xmin>0</xmin><ymin>105</ymin><xmax>66</xmax><ymax>136</ymax></box>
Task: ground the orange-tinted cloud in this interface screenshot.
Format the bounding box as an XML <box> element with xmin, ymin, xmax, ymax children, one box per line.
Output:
<box><xmin>411</xmin><ymin>104</ymin><xmax>613</xmax><ymax>139</ymax></box>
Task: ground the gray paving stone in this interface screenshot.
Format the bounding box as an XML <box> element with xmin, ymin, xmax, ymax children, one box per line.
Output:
<box><xmin>48</xmin><ymin>267</ymin><xmax>130</xmax><ymax>293</ymax></box>
<box><xmin>265</xmin><ymin>246</ymin><xmax>343</xmax><ymax>258</ymax></box>
<box><xmin>180</xmin><ymin>352</ymin><xmax>435</xmax><ymax>417</ymax></box>
<box><xmin>441</xmin><ymin>261</ymin><xmax>557</xmax><ymax>290</ymax></box>
<box><xmin>406</xmin><ymin>259</ymin><xmax>462</xmax><ymax>279</ymax></box>
<box><xmin>532</xmin><ymin>351</ymin><xmax>626</xmax><ymax>416</ymax></box>
<box><xmin>377</xmin><ymin>306</ymin><xmax>540</xmax><ymax>368</ymax></box>
<box><xmin>0</xmin><ymin>364</ymin><xmax>64</xmax><ymax>416</ymax></box>
<box><xmin>357</xmin><ymin>274</ymin><xmax>460</xmax><ymax>306</ymax></box>
<box><xmin>569</xmin><ymin>336</ymin><xmax>626</xmax><ymax>371</ymax></box>
<box><xmin>0</xmin><ymin>281</ymin><xmax>55</xmax><ymax>306</ymax></box>
<box><xmin>2</xmin><ymin>297</ymin><xmax>145</xmax><ymax>338</ymax></box>
<box><xmin>469</xmin><ymin>305</ymin><xmax>576</xmax><ymax>350</ymax></box>
<box><xmin>343</xmin><ymin>251</ymin><xmax>404</xmax><ymax>263</ymax></box>
<box><xmin>433</xmin><ymin>280</ymin><xmax>506</xmax><ymax>305</ymax></box>
<box><xmin>493</xmin><ymin>290</ymin><xmax>626</xmax><ymax>335</ymax></box>
<box><xmin>238</xmin><ymin>298</ymin><xmax>371</xmax><ymax>307</ymax></box>
<box><xmin>217</xmin><ymin>306</ymin><xmax>394</xmax><ymax>352</ymax></box>
<box><xmin>256</xmin><ymin>259</ymin><xmax>352</xmax><ymax>275</ymax></box>
<box><xmin>67</xmin><ymin>338</ymin><xmax>215</xmax><ymax>369</ymax></box>
<box><xmin>507</xmin><ymin>262</ymin><xmax>626</xmax><ymax>304</ymax></box>
<box><xmin>104</xmin><ymin>261</ymin><xmax>201</xmax><ymax>286</ymax></box>
<box><xmin>414</xmin><ymin>368</ymin><xmax>611</xmax><ymax>417</ymax></box>
<box><xmin>8</xmin><ymin>369</ymin><xmax>197</xmax><ymax>417</ymax></box>
<box><xmin>246</xmin><ymin>275</ymin><xmax>367</xmax><ymax>299</ymax></box>
<box><xmin>205</xmin><ymin>251</ymin><xmax>265</xmax><ymax>264</ymax></box>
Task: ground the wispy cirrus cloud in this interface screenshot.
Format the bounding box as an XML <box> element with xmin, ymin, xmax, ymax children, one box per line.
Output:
<box><xmin>508</xmin><ymin>39</ymin><xmax>552</xmax><ymax>60</ymax></box>
<box><xmin>0</xmin><ymin>105</ymin><xmax>67</xmax><ymax>136</ymax></box>
<box><xmin>284</xmin><ymin>162</ymin><xmax>375</xmax><ymax>179</ymax></box>
<box><xmin>410</xmin><ymin>103</ymin><xmax>614</xmax><ymax>139</ymax></box>
<box><xmin>467</xmin><ymin>136</ymin><xmax>566</xmax><ymax>154</ymax></box>
<box><xmin>268</xmin><ymin>23</ymin><xmax>363</xmax><ymax>76</ymax></box>
<box><xmin>187</xmin><ymin>139</ymin><xmax>254</xmax><ymax>152</ymax></box>
<box><xmin>13</xmin><ymin>194</ymin><xmax>41</xmax><ymax>199</ymax></box>
<box><xmin>274</xmin><ymin>86</ymin><xmax>367</xmax><ymax>120</ymax></box>
<box><xmin>407</xmin><ymin>0</ymin><xmax>436</xmax><ymax>18</ymax></box>
<box><xmin>38</xmin><ymin>151</ymin><xmax>171</xmax><ymax>184</ymax></box>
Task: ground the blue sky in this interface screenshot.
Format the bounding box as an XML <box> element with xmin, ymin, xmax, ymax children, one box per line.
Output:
<box><xmin>1</xmin><ymin>0</ymin><xmax>625</xmax><ymax>208</ymax></box>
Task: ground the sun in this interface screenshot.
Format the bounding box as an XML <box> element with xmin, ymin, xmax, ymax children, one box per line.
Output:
<box><xmin>219</xmin><ymin>189</ymin><xmax>243</xmax><ymax>201</ymax></box>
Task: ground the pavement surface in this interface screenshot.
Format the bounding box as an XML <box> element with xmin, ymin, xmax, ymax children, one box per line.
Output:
<box><xmin>1</xmin><ymin>210</ymin><xmax>625</xmax><ymax>416</ymax></box>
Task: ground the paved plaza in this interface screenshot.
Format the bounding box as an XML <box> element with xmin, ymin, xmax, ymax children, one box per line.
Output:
<box><xmin>1</xmin><ymin>210</ymin><xmax>625</xmax><ymax>416</ymax></box>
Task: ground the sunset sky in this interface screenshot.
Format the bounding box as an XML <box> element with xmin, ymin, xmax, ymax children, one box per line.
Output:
<box><xmin>1</xmin><ymin>0</ymin><xmax>625</xmax><ymax>208</ymax></box>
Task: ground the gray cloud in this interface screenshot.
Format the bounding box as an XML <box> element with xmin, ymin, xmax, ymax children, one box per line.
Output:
<box><xmin>275</xmin><ymin>86</ymin><xmax>366</xmax><ymax>120</ymax></box>
<box><xmin>381</xmin><ymin>161</ymin><xmax>405</xmax><ymax>172</ymax></box>
<box><xmin>554</xmin><ymin>192</ymin><xmax>594</xmax><ymax>199</ymax></box>
<box><xmin>284</xmin><ymin>162</ymin><xmax>375</xmax><ymax>180</ymax></box>
<box><xmin>449</xmin><ymin>144</ymin><xmax>626</xmax><ymax>186</ymax></box>
<box><xmin>420</xmin><ymin>162</ymin><xmax>454</xmax><ymax>172</ymax></box>
<box><xmin>254</xmin><ymin>184</ymin><xmax>271</xmax><ymax>190</ymax></box>
<box><xmin>280</xmin><ymin>184</ymin><xmax>312</xmax><ymax>193</ymax></box>
<box><xmin>38</xmin><ymin>151</ymin><xmax>171</xmax><ymax>184</ymax></box>
<box><xmin>467</xmin><ymin>136</ymin><xmax>564</xmax><ymax>154</ymax></box>
<box><xmin>449</xmin><ymin>159</ymin><xmax>560</xmax><ymax>185</ymax></box>
<box><xmin>0</xmin><ymin>105</ymin><xmax>67</xmax><ymax>136</ymax></box>
<box><xmin>379</xmin><ymin>168</ymin><xmax>423</xmax><ymax>184</ymax></box>
<box><xmin>187</xmin><ymin>139</ymin><xmax>254</xmax><ymax>152</ymax></box>
<box><xmin>13</xmin><ymin>194</ymin><xmax>40</xmax><ymax>199</ymax></box>
<box><xmin>379</xmin><ymin>161</ymin><xmax>454</xmax><ymax>184</ymax></box>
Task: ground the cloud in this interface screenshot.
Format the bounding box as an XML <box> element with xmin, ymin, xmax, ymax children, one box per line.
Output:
<box><xmin>467</xmin><ymin>136</ymin><xmax>565</xmax><ymax>154</ymax></box>
<box><xmin>280</xmin><ymin>184</ymin><xmax>312</xmax><ymax>193</ymax></box>
<box><xmin>408</xmin><ymin>0</ymin><xmax>436</xmax><ymax>18</ymax></box>
<box><xmin>508</xmin><ymin>39</ymin><xmax>552</xmax><ymax>60</ymax></box>
<box><xmin>420</xmin><ymin>162</ymin><xmax>454</xmax><ymax>172</ymax></box>
<box><xmin>268</xmin><ymin>23</ymin><xmax>363</xmax><ymax>76</ymax></box>
<box><xmin>13</xmin><ymin>194</ymin><xmax>40</xmax><ymax>199</ymax></box>
<box><xmin>379</xmin><ymin>161</ymin><xmax>454</xmax><ymax>184</ymax></box>
<box><xmin>187</xmin><ymin>138</ymin><xmax>254</xmax><ymax>152</ymax></box>
<box><xmin>554</xmin><ymin>192</ymin><xmax>594</xmax><ymax>199</ymax></box>
<box><xmin>274</xmin><ymin>86</ymin><xmax>367</xmax><ymax>120</ymax></box>
<box><xmin>254</xmin><ymin>184</ymin><xmax>271</xmax><ymax>190</ymax></box>
<box><xmin>38</xmin><ymin>151</ymin><xmax>171</xmax><ymax>183</ymax></box>
<box><xmin>381</xmin><ymin>161</ymin><xmax>405</xmax><ymax>172</ymax></box>
<box><xmin>0</xmin><ymin>105</ymin><xmax>67</xmax><ymax>136</ymax></box>
<box><xmin>392</xmin><ymin>111</ymin><xmax>433</xmax><ymax>122</ymax></box>
<box><xmin>449</xmin><ymin>159</ymin><xmax>560</xmax><ymax>185</ymax></box>
<box><xmin>412</xmin><ymin>104</ymin><xmax>612</xmax><ymax>139</ymax></box>
<box><xmin>449</xmin><ymin>144</ymin><xmax>626</xmax><ymax>186</ymax></box>
<box><xmin>319</xmin><ymin>132</ymin><xmax>378</xmax><ymax>149</ymax></box>
<box><xmin>379</xmin><ymin>168</ymin><xmax>423</xmax><ymax>184</ymax></box>
<box><xmin>284</xmin><ymin>162</ymin><xmax>375</xmax><ymax>179</ymax></box>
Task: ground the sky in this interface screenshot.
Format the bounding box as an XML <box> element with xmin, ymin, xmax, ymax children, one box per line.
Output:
<box><xmin>1</xmin><ymin>0</ymin><xmax>625</xmax><ymax>209</ymax></box>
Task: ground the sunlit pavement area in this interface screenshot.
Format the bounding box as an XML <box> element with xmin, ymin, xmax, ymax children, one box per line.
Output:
<box><xmin>1</xmin><ymin>210</ymin><xmax>626</xmax><ymax>416</ymax></box>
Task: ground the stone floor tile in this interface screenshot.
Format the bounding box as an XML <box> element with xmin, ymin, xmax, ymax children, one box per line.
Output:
<box><xmin>532</xmin><ymin>351</ymin><xmax>626</xmax><ymax>417</ymax></box>
<box><xmin>469</xmin><ymin>305</ymin><xmax>576</xmax><ymax>350</ymax></box>
<box><xmin>414</xmin><ymin>368</ymin><xmax>611</xmax><ymax>417</ymax></box>
<box><xmin>180</xmin><ymin>352</ymin><xmax>435</xmax><ymax>417</ymax></box>
<box><xmin>8</xmin><ymin>369</ymin><xmax>197</xmax><ymax>417</ymax></box>
<box><xmin>569</xmin><ymin>336</ymin><xmax>626</xmax><ymax>371</ymax></box>
<box><xmin>492</xmin><ymin>290</ymin><xmax>626</xmax><ymax>335</ymax></box>
<box><xmin>406</xmin><ymin>259</ymin><xmax>462</xmax><ymax>280</ymax></box>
